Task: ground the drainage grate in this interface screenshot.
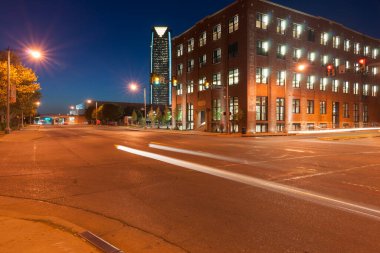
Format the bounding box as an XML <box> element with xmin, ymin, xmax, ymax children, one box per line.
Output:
<box><xmin>80</xmin><ymin>231</ymin><xmax>123</xmax><ymax>253</ymax></box>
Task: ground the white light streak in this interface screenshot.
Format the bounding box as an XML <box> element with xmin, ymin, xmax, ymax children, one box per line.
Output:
<box><xmin>116</xmin><ymin>145</ymin><xmax>380</xmax><ymax>221</ymax></box>
<box><xmin>289</xmin><ymin>127</ymin><xmax>380</xmax><ymax>135</ymax></box>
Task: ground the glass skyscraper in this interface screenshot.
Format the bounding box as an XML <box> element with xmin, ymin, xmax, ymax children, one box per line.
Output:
<box><xmin>150</xmin><ymin>26</ymin><xmax>172</xmax><ymax>105</ymax></box>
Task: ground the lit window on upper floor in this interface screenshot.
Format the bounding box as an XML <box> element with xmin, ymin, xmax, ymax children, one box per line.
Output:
<box><xmin>277</xmin><ymin>44</ymin><xmax>286</xmax><ymax>59</ymax></box>
<box><xmin>176</xmin><ymin>83</ymin><xmax>183</xmax><ymax>95</ymax></box>
<box><xmin>354</xmin><ymin>43</ymin><xmax>361</xmax><ymax>55</ymax></box>
<box><xmin>212</xmin><ymin>73</ymin><xmax>222</xmax><ymax>87</ymax></box>
<box><xmin>345</xmin><ymin>60</ymin><xmax>351</xmax><ymax>70</ymax></box>
<box><xmin>320</xmin><ymin>32</ymin><xmax>329</xmax><ymax>46</ymax></box>
<box><xmin>212</xmin><ymin>48</ymin><xmax>221</xmax><ymax>64</ymax></box>
<box><xmin>257</xmin><ymin>40</ymin><xmax>269</xmax><ymax>56</ymax></box>
<box><xmin>353</xmin><ymin>82</ymin><xmax>359</xmax><ymax>95</ymax></box>
<box><xmin>344</xmin><ymin>39</ymin><xmax>351</xmax><ymax>52</ymax></box>
<box><xmin>187</xmin><ymin>80</ymin><xmax>194</xmax><ymax>93</ymax></box>
<box><xmin>293</xmin><ymin>48</ymin><xmax>302</xmax><ymax>61</ymax></box>
<box><xmin>306</xmin><ymin>75</ymin><xmax>316</xmax><ymax>89</ymax></box>
<box><xmin>199</xmin><ymin>54</ymin><xmax>206</xmax><ymax>67</ymax></box>
<box><xmin>321</xmin><ymin>55</ymin><xmax>329</xmax><ymax>66</ymax></box>
<box><xmin>333</xmin><ymin>36</ymin><xmax>341</xmax><ymax>49</ymax></box>
<box><xmin>320</xmin><ymin>77</ymin><xmax>328</xmax><ymax>91</ymax></box>
<box><xmin>343</xmin><ymin>81</ymin><xmax>349</xmax><ymax>94</ymax></box>
<box><xmin>229</xmin><ymin>68</ymin><xmax>239</xmax><ymax>85</ymax></box>
<box><xmin>334</xmin><ymin>58</ymin><xmax>340</xmax><ymax>67</ymax></box>
<box><xmin>332</xmin><ymin>79</ymin><xmax>339</xmax><ymax>92</ymax></box>
<box><xmin>187</xmin><ymin>38</ymin><xmax>194</xmax><ymax>53</ymax></box>
<box><xmin>256</xmin><ymin>13</ymin><xmax>269</xmax><ymax>30</ymax></box>
<box><xmin>177</xmin><ymin>44</ymin><xmax>183</xmax><ymax>57</ymax></box>
<box><xmin>354</xmin><ymin>63</ymin><xmax>360</xmax><ymax>73</ymax></box>
<box><xmin>277</xmin><ymin>70</ymin><xmax>286</xmax><ymax>86</ymax></box>
<box><xmin>307</xmin><ymin>28</ymin><xmax>315</xmax><ymax>42</ymax></box>
<box><xmin>213</xmin><ymin>24</ymin><xmax>221</xmax><ymax>40</ymax></box>
<box><xmin>372</xmin><ymin>67</ymin><xmax>379</xmax><ymax>76</ymax></box>
<box><xmin>373</xmin><ymin>48</ymin><xmax>379</xmax><ymax>59</ymax></box>
<box><xmin>372</xmin><ymin>85</ymin><xmax>379</xmax><ymax>96</ymax></box>
<box><xmin>256</xmin><ymin>67</ymin><xmax>269</xmax><ymax>84</ymax></box>
<box><xmin>277</xmin><ymin>18</ymin><xmax>286</xmax><ymax>35</ymax></box>
<box><xmin>229</xmin><ymin>15</ymin><xmax>239</xmax><ymax>34</ymax></box>
<box><xmin>177</xmin><ymin>64</ymin><xmax>183</xmax><ymax>76</ymax></box>
<box><xmin>308</xmin><ymin>52</ymin><xmax>316</xmax><ymax>63</ymax></box>
<box><xmin>292</xmin><ymin>73</ymin><xmax>301</xmax><ymax>88</ymax></box>
<box><xmin>364</xmin><ymin>46</ymin><xmax>370</xmax><ymax>56</ymax></box>
<box><xmin>187</xmin><ymin>59</ymin><xmax>194</xmax><ymax>72</ymax></box>
<box><xmin>363</xmin><ymin>84</ymin><xmax>370</xmax><ymax>96</ymax></box>
<box><xmin>293</xmin><ymin>23</ymin><xmax>302</xmax><ymax>39</ymax></box>
<box><xmin>199</xmin><ymin>31</ymin><xmax>207</xmax><ymax>47</ymax></box>
<box><xmin>198</xmin><ymin>77</ymin><xmax>208</xmax><ymax>91</ymax></box>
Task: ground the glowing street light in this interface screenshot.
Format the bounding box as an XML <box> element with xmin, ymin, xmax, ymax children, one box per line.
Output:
<box><xmin>27</xmin><ymin>49</ymin><xmax>43</xmax><ymax>59</ymax></box>
<box><xmin>129</xmin><ymin>82</ymin><xmax>146</xmax><ymax>128</ymax></box>
<box><xmin>297</xmin><ymin>64</ymin><xmax>306</xmax><ymax>72</ymax></box>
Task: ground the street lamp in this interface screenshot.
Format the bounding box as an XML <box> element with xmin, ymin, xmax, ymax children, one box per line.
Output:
<box><xmin>128</xmin><ymin>83</ymin><xmax>146</xmax><ymax>128</ymax></box>
<box><xmin>86</xmin><ymin>99</ymin><xmax>98</xmax><ymax>125</ymax></box>
<box><xmin>5</xmin><ymin>48</ymin><xmax>43</xmax><ymax>134</ymax></box>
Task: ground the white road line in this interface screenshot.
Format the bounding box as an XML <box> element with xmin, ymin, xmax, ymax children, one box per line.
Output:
<box><xmin>116</xmin><ymin>145</ymin><xmax>380</xmax><ymax>221</ymax></box>
<box><xmin>285</xmin><ymin>148</ymin><xmax>315</xmax><ymax>154</ymax></box>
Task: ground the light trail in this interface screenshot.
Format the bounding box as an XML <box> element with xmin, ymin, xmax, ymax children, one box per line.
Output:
<box><xmin>116</xmin><ymin>145</ymin><xmax>380</xmax><ymax>221</ymax></box>
<box><xmin>289</xmin><ymin>127</ymin><xmax>380</xmax><ymax>135</ymax></box>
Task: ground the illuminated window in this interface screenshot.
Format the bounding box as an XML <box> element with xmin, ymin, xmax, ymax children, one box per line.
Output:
<box><xmin>334</xmin><ymin>58</ymin><xmax>340</xmax><ymax>67</ymax></box>
<box><xmin>187</xmin><ymin>38</ymin><xmax>194</xmax><ymax>52</ymax></box>
<box><xmin>322</xmin><ymin>55</ymin><xmax>329</xmax><ymax>66</ymax></box>
<box><xmin>276</xmin><ymin>98</ymin><xmax>285</xmax><ymax>121</ymax></box>
<box><xmin>187</xmin><ymin>59</ymin><xmax>194</xmax><ymax>72</ymax></box>
<box><xmin>177</xmin><ymin>64</ymin><xmax>183</xmax><ymax>76</ymax></box>
<box><xmin>345</xmin><ymin>60</ymin><xmax>351</xmax><ymax>70</ymax></box>
<box><xmin>320</xmin><ymin>101</ymin><xmax>326</xmax><ymax>114</ymax></box>
<box><xmin>307</xmin><ymin>100</ymin><xmax>314</xmax><ymax>114</ymax></box>
<box><xmin>229</xmin><ymin>97</ymin><xmax>239</xmax><ymax>122</ymax></box>
<box><xmin>293</xmin><ymin>48</ymin><xmax>302</xmax><ymax>61</ymax></box>
<box><xmin>277</xmin><ymin>44</ymin><xmax>286</xmax><ymax>59</ymax></box>
<box><xmin>354</xmin><ymin>104</ymin><xmax>359</xmax><ymax>122</ymax></box>
<box><xmin>343</xmin><ymin>81</ymin><xmax>349</xmax><ymax>94</ymax></box>
<box><xmin>212</xmin><ymin>73</ymin><xmax>222</xmax><ymax>87</ymax></box>
<box><xmin>187</xmin><ymin>103</ymin><xmax>194</xmax><ymax>129</ymax></box>
<box><xmin>199</xmin><ymin>31</ymin><xmax>207</xmax><ymax>47</ymax></box>
<box><xmin>199</xmin><ymin>54</ymin><xmax>206</xmax><ymax>67</ymax></box>
<box><xmin>343</xmin><ymin>103</ymin><xmax>349</xmax><ymax>118</ymax></box>
<box><xmin>277</xmin><ymin>71</ymin><xmax>286</xmax><ymax>86</ymax></box>
<box><xmin>364</xmin><ymin>46</ymin><xmax>370</xmax><ymax>56</ymax></box>
<box><xmin>354</xmin><ymin>63</ymin><xmax>360</xmax><ymax>73</ymax></box>
<box><xmin>292</xmin><ymin>73</ymin><xmax>301</xmax><ymax>88</ymax></box>
<box><xmin>320</xmin><ymin>78</ymin><xmax>328</xmax><ymax>91</ymax></box>
<box><xmin>293</xmin><ymin>23</ymin><xmax>302</xmax><ymax>39</ymax></box>
<box><xmin>213</xmin><ymin>24</ymin><xmax>221</xmax><ymax>40</ymax></box>
<box><xmin>333</xmin><ymin>36</ymin><xmax>340</xmax><ymax>48</ymax></box>
<box><xmin>306</xmin><ymin>75</ymin><xmax>315</xmax><ymax>89</ymax></box>
<box><xmin>213</xmin><ymin>48</ymin><xmax>221</xmax><ymax>64</ymax></box>
<box><xmin>372</xmin><ymin>67</ymin><xmax>378</xmax><ymax>76</ymax></box>
<box><xmin>212</xmin><ymin>99</ymin><xmax>222</xmax><ymax>121</ymax></box>
<box><xmin>176</xmin><ymin>83</ymin><xmax>182</xmax><ymax>95</ymax></box>
<box><xmin>353</xmin><ymin>82</ymin><xmax>359</xmax><ymax>95</ymax></box>
<box><xmin>257</xmin><ymin>40</ymin><xmax>269</xmax><ymax>56</ymax></box>
<box><xmin>308</xmin><ymin>52</ymin><xmax>316</xmax><ymax>63</ymax></box>
<box><xmin>373</xmin><ymin>48</ymin><xmax>379</xmax><ymax>59</ymax></box>
<box><xmin>256</xmin><ymin>97</ymin><xmax>268</xmax><ymax>120</ymax></box>
<box><xmin>292</xmin><ymin>99</ymin><xmax>300</xmax><ymax>114</ymax></box>
<box><xmin>332</xmin><ymin>79</ymin><xmax>339</xmax><ymax>92</ymax></box>
<box><xmin>256</xmin><ymin>67</ymin><xmax>269</xmax><ymax>84</ymax></box>
<box><xmin>354</xmin><ymin>43</ymin><xmax>361</xmax><ymax>54</ymax></box>
<box><xmin>277</xmin><ymin>18</ymin><xmax>286</xmax><ymax>34</ymax></box>
<box><xmin>229</xmin><ymin>68</ymin><xmax>239</xmax><ymax>85</ymax></box>
<box><xmin>363</xmin><ymin>84</ymin><xmax>369</xmax><ymax>96</ymax></box>
<box><xmin>229</xmin><ymin>15</ymin><xmax>239</xmax><ymax>33</ymax></box>
<box><xmin>177</xmin><ymin>44</ymin><xmax>183</xmax><ymax>57</ymax></box>
<box><xmin>187</xmin><ymin>80</ymin><xmax>194</xmax><ymax>93</ymax></box>
<box><xmin>198</xmin><ymin>77</ymin><xmax>207</xmax><ymax>91</ymax></box>
<box><xmin>256</xmin><ymin>13</ymin><xmax>269</xmax><ymax>30</ymax></box>
<box><xmin>320</xmin><ymin>32</ymin><xmax>329</xmax><ymax>46</ymax></box>
<box><xmin>372</xmin><ymin>85</ymin><xmax>378</xmax><ymax>96</ymax></box>
<box><xmin>344</xmin><ymin>39</ymin><xmax>351</xmax><ymax>52</ymax></box>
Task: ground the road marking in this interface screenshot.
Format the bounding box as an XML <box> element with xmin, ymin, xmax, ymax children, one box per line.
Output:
<box><xmin>116</xmin><ymin>145</ymin><xmax>380</xmax><ymax>221</ymax></box>
<box><xmin>285</xmin><ymin>148</ymin><xmax>314</xmax><ymax>154</ymax></box>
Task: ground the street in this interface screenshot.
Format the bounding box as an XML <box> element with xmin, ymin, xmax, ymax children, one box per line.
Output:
<box><xmin>0</xmin><ymin>126</ymin><xmax>379</xmax><ymax>252</ymax></box>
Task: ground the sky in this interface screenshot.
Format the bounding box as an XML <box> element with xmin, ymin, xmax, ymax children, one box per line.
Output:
<box><xmin>0</xmin><ymin>0</ymin><xmax>379</xmax><ymax>114</ymax></box>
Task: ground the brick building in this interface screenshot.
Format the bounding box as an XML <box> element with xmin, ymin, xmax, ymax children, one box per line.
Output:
<box><xmin>171</xmin><ymin>0</ymin><xmax>380</xmax><ymax>133</ymax></box>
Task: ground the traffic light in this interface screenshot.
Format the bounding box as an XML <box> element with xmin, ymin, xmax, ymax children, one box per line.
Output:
<box><xmin>358</xmin><ymin>58</ymin><xmax>366</xmax><ymax>73</ymax></box>
<box><xmin>326</xmin><ymin>64</ymin><xmax>336</xmax><ymax>77</ymax></box>
<box><xmin>172</xmin><ymin>78</ymin><xmax>178</xmax><ymax>87</ymax></box>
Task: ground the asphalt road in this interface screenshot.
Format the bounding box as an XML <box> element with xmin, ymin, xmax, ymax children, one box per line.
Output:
<box><xmin>0</xmin><ymin>125</ymin><xmax>380</xmax><ymax>253</ymax></box>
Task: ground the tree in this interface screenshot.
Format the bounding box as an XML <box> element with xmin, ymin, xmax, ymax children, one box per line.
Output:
<box><xmin>97</xmin><ymin>103</ymin><xmax>122</xmax><ymax>124</ymax></box>
<box><xmin>163</xmin><ymin>105</ymin><xmax>171</xmax><ymax>129</ymax></box>
<box><xmin>148</xmin><ymin>107</ymin><xmax>155</xmax><ymax>128</ymax></box>
<box><xmin>131</xmin><ymin>109</ymin><xmax>138</xmax><ymax>125</ymax></box>
<box><xmin>85</xmin><ymin>106</ymin><xmax>95</xmax><ymax>123</ymax></box>
<box><xmin>155</xmin><ymin>107</ymin><xmax>162</xmax><ymax>128</ymax></box>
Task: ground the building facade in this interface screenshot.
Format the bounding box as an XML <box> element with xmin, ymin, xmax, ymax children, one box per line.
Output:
<box><xmin>151</xmin><ymin>26</ymin><xmax>172</xmax><ymax>106</ymax></box>
<box><xmin>171</xmin><ymin>0</ymin><xmax>380</xmax><ymax>133</ymax></box>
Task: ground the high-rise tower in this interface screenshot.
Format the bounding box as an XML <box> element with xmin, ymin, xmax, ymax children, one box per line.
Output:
<box><xmin>150</xmin><ymin>26</ymin><xmax>172</xmax><ymax>105</ymax></box>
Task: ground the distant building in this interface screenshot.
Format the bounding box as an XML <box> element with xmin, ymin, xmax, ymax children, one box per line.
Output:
<box><xmin>172</xmin><ymin>0</ymin><xmax>380</xmax><ymax>133</ymax></box>
<box><xmin>150</xmin><ymin>26</ymin><xmax>172</xmax><ymax>105</ymax></box>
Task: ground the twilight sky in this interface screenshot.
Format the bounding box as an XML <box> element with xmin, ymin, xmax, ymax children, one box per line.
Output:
<box><xmin>1</xmin><ymin>0</ymin><xmax>379</xmax><ymax>114</ymax></box>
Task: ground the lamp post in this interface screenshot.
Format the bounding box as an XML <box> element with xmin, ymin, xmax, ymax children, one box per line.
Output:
<box><xmin>129</xmin><ymin>83</ymin><xmax>146</xmax><ymax>128</ymax></box>
<box><xmin>5</xmin><ymin>48</ymin><xmax>42</xmax><ymax>134</ymax></box>
<box><xmin>87</xmin><ymin>100</ymin><xmax>98</xmax><ymax>125</ymax></box>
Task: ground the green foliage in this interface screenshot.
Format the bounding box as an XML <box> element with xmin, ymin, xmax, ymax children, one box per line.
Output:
<box><xmin>97</xmin><ymin>103</ymin><xmax>123</xmax><ymax>122</ymax></box>
<box><xmin>131</xmin><ymin>109</ymin><xmax>138</xmax><ymax>124</ymax></box>
<box><xmin>148</xmin><ymin>107</ymin><xmax>155</xmax><ymax>127</ymax></box>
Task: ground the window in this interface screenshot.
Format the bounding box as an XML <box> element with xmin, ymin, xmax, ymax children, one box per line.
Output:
<box><xmin>212</xmin><ymin>99</ymin><xmax>222</xmax><ymax>121</ymax></box>
<box><xmin>354</xmin><ymin>63</ymin><xmax>360</xmax><ymax>73</ymax></box>
<box><xmin>228</xmin><ymin>42</ymin><xmax>238</xmax><ymax>58</ymax></box>
<box><xmin>212</xmin><ymin>73</ymin><xmax>222</xmax><ymax>87</ymax></box>
<box><xmin>307</xmin><ymin>123</ymin><xmax>315</xmax><ymax>130</ymax></box>
<box><xmin>229</xmin><ymin>97</ymin><xmax>239</xmax><ymax>121</ymax></box>
<box><xmin>292</xmin><ymin>123</ymin><xmax>301</xmax><ymax>131</ymax></box>
<box><xmin>213</xmin><ymin>24</ymin><xmax>221</xmax><ymax>40</ymax></box>
<box><xmin>354</xmin><ymin>104</ymin><xmax>359</xmax><ymax>123</ymax></box>
<box><xmin>343</xmin><ymin>81</ymin><xmax>349</xmax><ymax>94</ymax></box>
<box><xmin>364</xmin><ymin>46</ymin><xmax>370</xmax><ymax>56</ymax></box>
<box><xmin>308</xmin><ymin>52</ymin><xmax>316</xmax><ymax>63</ymax></box>
<box><xmin>307</xmin><ymin>27</ymin><xmax>315</xmax><ymax>42</ymax></box>
<box><xmin>276</xmin><ymin>98</ymin><xmax>285</xmax><ymax>121</ymax></box>
<box><xmin>199</xmin><ymin>31</ymin><xmax>207</xmax><ymax>47</ymax></box>
<box><xmin>187</xmin><ymin>103</ymin><xmax>194</xmax><ymax>129</ymax></box>
<box><xmin>187</xmin><ymin>59</ymin><xmax>194</xmax><ymax>72</ymax></box>
<box><xmin>292</xmin><ymin>73</ymin><xmax>301</xmax><ymax>88</ymax></box>
<box><xmin>343</xmin><ymin>103</ymin><xmax>349</xmax><ymax>118</ymax></box>
<box><xmin>187</xmin><ymin>80</ymin><xmax>194</xmax><ymax>93</ymax></box>
<box><xmin>277</xmin><ymin>44</ymin><xmax>286</xmax><ymax>59</ymax></box>
<box><xmin>363</xmin><ymin>84</ymin><xmax>369</xmax><ymax>96</ymax></box>
<box><xmin>353</xmin><ymin>82</ymin><xmax>359</xmax><ymax>95</ymax></box>
<box><xmin>332</xmin><ymin>79</ymin><xmax>339</xmax><ymax>92</ymax></box>
<box><xmin>187</xmin><ymin>38</ymin><xmax>194</xmax><ymax>52</ymax></box>
<box><xmin>177</xmin><ymin>64</ymin><xmax>183</xmax><ymax>76</ymax></box>
<box><xmin>177</xmin><ymin>44</ymin><xmax>183</xmax><ymax>57</ymax></box>
<box><xmin>277</xmin><ymin>18</ymin><xmax>286</xmax><ymax>34</ymax></box>
<box><xmin>307</xmin><ymin>100</ymin><xmax>314</xmax><ymax>114</ymax></box>
<box><xmin>176</xmin><ymin>83</ymin><xmax>183</xmax><ymax>95</ymax></box>
<box><xmin>363</xmin><ymin>105</ymin><xmax>368</xmax><ymax>123</ymax></box>
<box><xmin>372</xmin><ymin>85</ymin><xmax>378</xmax><ymax>96</ymax></box>
<box><xmin>345</xmin><ymin>60</ymin><xmax>351</xmax><ymax>70</ymax></box>
<box><xmin>373</xmin><ymin>48</ymin><xmax>379</xmax><ymax>59</ymax></box>
<box><xmin>256</xmin><ymin>124</ymin><xmax>268</xmax><ymax>133</ymax></box>
<box><xmin>256</xmin><ymin>96</ymin><xmax>268</xmax><ymax>120</ymax></box>
<box><xmin>256</xmin><ymin>13</ymin><xmax>269</xmax><ymax>30</ymax></box>
<box><xmin>320</xmin><ymin>32</ymin><xmax>329</xmax><ymax>45</ymax></box>
<box><xmin>293</xmin><ymin>23</ymin><xmax>302</xmax><ymax>39</ymax></box>
<box><xmin>306</xmin><ymin>75</ymin><xmax>315</xmax><ymax>89</ymax></box>
<box><xmin>213</xmin><ymin>48</ymin><xmax>221</xmax><ymax>63</ymax></box>
<box><xmin>354</xmin><ymin>43</ymin><xmax>360</xmax><ymax>54</ymax></box>
<box><xmin>277</xmin><ymin>71</ymin><xmax>286</xmax><ymax>86</ymax></box>
<box><xmin>293</xmin><ymin>48</ymin><xmax>302</xmax><ymax>61</ymax></box>
<box><xmin>333</xmin><ymin>36</ymin><xmax>340</xmax><ymax>49</ymax></box>
<box><xmin>198</xmin><ymin>77</ymin><xmax>208</xmax><ymax>91</ymax></box>
<box><xmin>229</xmin><ymin>15</ymin><xmax>239</xmax><ymax>33</ymax></box>
<box><xmin>334</xmin><ymin>58</ymin><xmax>340</xmax><ymax>67</ymax></box>
<box><xmin>320</xmin><ymin>101</ymin><xmax>326</xmax><ymax>114</ymax></box>
<box><xmin>344</xmin><ymin>39</ymin><xmax>351</xmax><ymax>52</ymax></box>
<box><xmin>229</xmin><ymin>68</ymin><xmax>239</xmax><ymax>85</ymax></box>
<box><xmin>257</xmin><ymin>40</ymin><xmax>269</xmax><ymax>56</ymax></box>
<box><xmin>292</xmin><ymin>99</ymin><xmax>300</xmax><ymax>114</ymax></box>
<box><xmin>256</xmin><ymin>67</ymin><xmax>269</xmax><ymax>84</ymax></box>
<box><xmin>320</xmin><ymin>78</ymin><xmax>328</xmax><ymax>91</ymax></box>
<box><xmin>176</xmin><ymin>104</ymin><xmax>182</xmax><ymax>122</ymax></box>
<box><xmin>321</xmin><ymin>55</ymin><xmax>329</xmax><ymax>66</ymax></box>
<box><xmin>199</xmin><ymin>54</ymin><xmax>206</xmax><ymax>67</ymax></box>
